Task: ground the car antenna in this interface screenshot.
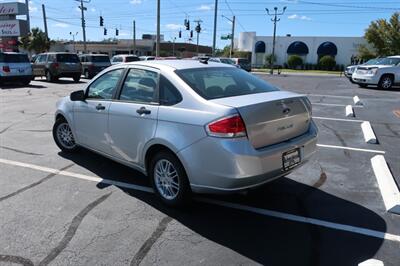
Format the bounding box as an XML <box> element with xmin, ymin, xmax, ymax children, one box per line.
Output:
<box><xmin>199</xmin><ymin>57</ymin><xmax>209</xmax><ymax>64</ymax></box>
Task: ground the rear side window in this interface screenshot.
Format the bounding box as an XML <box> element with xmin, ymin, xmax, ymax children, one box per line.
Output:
<box><xmin>159</xmin><ymin>75</ymin><xmax>182</xmax><ymax>106</ymax></box>
<box><xmin>56</xmin><ymin>54</ymin><xmax>80</xmax><ymax>63</ymax></box>
<box><xmin>119</xmin><ymin>68</ymin><xmax>158</xmax><ymax>103</ymax></box>
<box><xmin>175</xmin><ymin>67</ymin><xmax>278</xmax><ymax>100</ymax></box>
<box><xmin>0</xmin><ymin>53</ymin><xmax>29</xmax><ymax>63</ymax></box>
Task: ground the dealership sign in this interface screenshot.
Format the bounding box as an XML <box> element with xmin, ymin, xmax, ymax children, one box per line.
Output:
<box><xmin>0</xmin><ymin>2</ymin><xmax>27</xmax><ymax>16</ymax></box>
<box><xmin>0</xmin><ymin>20</ymin><xmax>28</xmax><ymax>37</ymax></box>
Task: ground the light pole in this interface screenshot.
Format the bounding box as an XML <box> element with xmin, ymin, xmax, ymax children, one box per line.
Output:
<box><xmin>221</xmin><ymin>15</ymin><xmax>235</xmax><ymax>58</ymax></box>
<box><xmin>212</xmin><ymin>0</ymin><xmax>218</xmax><ymax>56</ymax></box>
<box><xmin>172</xmin><ymin>37</ymin><xmax>176</xmax><ymax>56</ymax></box>
<box><xmin>70</xmin><ymin>32</ymin><xmax>78</xmax><ymax>53</ymax></box>
<box><xmin>266</xmin><ymin>6</ymin><xmax>286</xmax><ymax>74</ymax></box>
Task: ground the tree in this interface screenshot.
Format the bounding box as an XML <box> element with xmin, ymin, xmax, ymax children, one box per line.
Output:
<box><xmin>287</xmin><ymin>55</ymin><xmax>303</xmax><ymax>69</ymax></box>
<box><xmin>319</xmin><ymin>55</ymin><xmax>336</xmax><ymax>70</ymax></box>
<box><xmin>360</xmin><ymin>12</ymin><xmax>400</xmax><ymax>57</ymax></box>
<box><xmin>18</xmin><ymin>27</ymin><xmax>53</xmax><ymax>53</ymax></box>
<box><xmin>265</xmin><ymin>53</ymin><xmax>276</xmax><ymax>66</ymax></box>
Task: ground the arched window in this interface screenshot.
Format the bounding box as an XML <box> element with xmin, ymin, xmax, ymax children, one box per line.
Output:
<box><xmin>317</xmin><ymin>42</ymin><xmax>338</xmax><ymax>56</ymax></box>
<box><xmin>254</xmin><ymin>41</ymin><xmax>266</xmax><ymax>53</ymax></box>
<box><xmin>287</xmin><ymin>41</ymin><xmax>309</xmax><ymax>55</ymax></box>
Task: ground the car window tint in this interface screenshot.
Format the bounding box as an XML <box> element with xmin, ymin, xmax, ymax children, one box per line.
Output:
<box><xmin>119</xmin><ymin>68</ymin><xmax>158</xmax><ymax>103</ymax></box>
<box><xmin>56</xmin><ymin>54</ymin><xmax>80</xmax><ymax>63</ymax></box>
<box><xmin>159</xmin><ymin>75</ymin><xmax>182</xmax><ymax>106</ymax></box>
<box><xmin>87</xmin><ymin>68</ymin><xmax>124</xmax><ymax>100</ymax></box>
<box><xmin>176</xmin><ymin>67</ymin><xmax>278</xmax><ymax>100</ymax></box>
<box><xmin>125</xmin><ymin>56</ymin><xmax>140</xmax><ymax>62</ymax></box>
<box><xmin>1</xmin><ymin>53</ymin><xmax>29</xmax><ymax>63</ymax></box>
<box><xmin>92</xmin><ymin>56</ymin><xmax>110</xmax><ymax>63</ymax></box>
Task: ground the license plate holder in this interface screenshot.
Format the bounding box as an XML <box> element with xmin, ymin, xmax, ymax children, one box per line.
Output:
<box><xmin>282</xmin><ymin>148</ymin><xmax>301</xmax><ymax>171</ymax></box>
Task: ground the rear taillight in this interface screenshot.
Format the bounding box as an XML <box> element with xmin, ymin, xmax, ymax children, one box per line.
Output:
<box><xmin>2</xmin><ymin>66</ymin><xmax>10</xmax><ymax>73</ymax></box>
<box><xmin>206</xmin><ymin>114</ymin><xmax>247</xmax><ymax>138</ymax></box>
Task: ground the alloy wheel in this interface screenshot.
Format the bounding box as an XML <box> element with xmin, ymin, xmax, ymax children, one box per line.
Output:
<box><xmin>154</xmin><ymin>159</ymin><xmax>180</xmax><ymax>200</ymax></box>
<box><xmin>56</xmin><ymin>122</ymin><xmax>76</xmax><ymax>149</ymax></box>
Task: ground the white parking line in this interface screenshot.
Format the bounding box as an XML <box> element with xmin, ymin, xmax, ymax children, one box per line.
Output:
<box><xmin>1</xmin><ymin>157</ymin><xmax>399</xmax><ymax>242</ymax></box>
<box><xmin>317</xmin><ymin>144</ymin><xmax>385</xmax><ymax>154</ymax></box>
<box><xmin>312</xmin><ymin>103</ymin><xmax>363</xmax><ymax>108</ymax></box>
<box><xmin>359</xmin><ymin>259</ymin><xmax>384</xmax><ymax>266</ymax></box>
<box><xmin>313</xmin><ymin>116</ymin><xmax>364</xmax><ymax>123</ymax></box>
<box><xmin>371</xmin><ymin>155</ymin><xmax>400</xmax><ymax>215</ymax></box>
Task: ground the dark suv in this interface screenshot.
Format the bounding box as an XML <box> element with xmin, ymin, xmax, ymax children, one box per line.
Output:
<box><xmin>79</xmin><ymin>54</ymin><xmax>111</xmax><ymax>79</ymax></box>
<box><xmin>32</xmin><ymin>52</ymin><xmax>82</xmax><ymax>82</ymax></box>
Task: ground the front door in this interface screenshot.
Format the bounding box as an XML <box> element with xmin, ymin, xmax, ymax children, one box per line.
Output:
<box><xmin>108</xmin><ymin>67</ymin><xmax>159</xmax><ymax>165</ymax></box>
<box><xmin>73</xmin><ymin>68</ymin><xmax>125</xmax><ymax>154</ymax></box>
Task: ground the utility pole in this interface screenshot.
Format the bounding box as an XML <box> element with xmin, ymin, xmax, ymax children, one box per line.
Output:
<box><xmin>222</xmin><ymin>15</ymin><xmax>235</xmax><ymax>58</ymax></box>
<box><xmin>76</xmin><ymin>0</ymin><xmax>90</xmax><ymax>53</ymax></box>
<box><xmin>70</xmin><ymin>32</ymin><xmax>78</xmax><ymax>52</ymax></box>
<box><xmin>133</xmin><ymin>20</ymin><xmax>136</xmax><ymax>55</ymax></box>
<box><xmin>172</xmin><ymin>37</ymin><xmax>176</xmax><ymax>56</ymax></box>
<box><xmin>156</xmin><ymin>0</ymin><xmax>160</xmax><ymax>57</ymax></box>
<box><xmin>25</xmin><ymin>0</ymin><xmax>30</xmax><ymax>32</ymax></box>
<box><xmin>41</xmin><ymin>4</ymin><xmax>48</xmax><ymax>39</ymax></box>
<box><xmin>194</xmin><ymin>19</ymin><xmax>202</xmax><ymax>55</ymax></box>
<box><xmin>266</xmin><ymin>6</ymin><xmax>286</xmax><ymax>74</ymax></box>
<box><xmin>212</xmin><ymin>0</ymin><xmax>218</xmax><ymax>56</ymax></box>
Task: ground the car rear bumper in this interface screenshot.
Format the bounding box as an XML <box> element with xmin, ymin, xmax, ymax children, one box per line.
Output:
<box><xmin>178</xmin><ymin>120</ymin><xmax>318</xmax><ymax>193</ymax></box>
<box><xmin>0</xmin><ymin>75</ymin><xmax>33</xmax><ymax>82</ymax></box>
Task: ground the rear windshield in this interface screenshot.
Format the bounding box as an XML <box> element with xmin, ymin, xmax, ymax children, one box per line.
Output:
<box><xmin>0</xmin><ymin>53</ymin><xmax>29</xmax><ymax>63</ymax></box>
<box><xmin>125</xmin><ymin>56</ymin><xmax>140</xmax><ymax>62</ymax></box>
<box><xmin>56</xmin><ymin>54</ymin><xmax>80</xmax><ymax>63</ymax></box>
<box><xmin>175</xmin><ymin>67</ymin><xmax>278</xmax><ymax>100</ymax></box>
<box><xmin>91</xmin><ymin>56</ymin><xmax>110</xmax><ymax>63</ymax></box>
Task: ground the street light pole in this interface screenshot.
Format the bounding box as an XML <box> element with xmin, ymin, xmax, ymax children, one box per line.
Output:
<box><xmin>156</xmin><ymin>0</ymin><xmax>160</xmax><ymax>57</ymax></box>
<box><xmin>221</xmin><ymin>15</ymin><xmax>235</xmax><ymax>58</ymax></box>
<box><xmin>212</xmin><ymin>0</ymin><xmax>218</xmax><ymax>56</ymax></box>
<box><xmin>266</xmin><ymin>6</ymin><xmax>286</xmax><ymax>74</ymax></box>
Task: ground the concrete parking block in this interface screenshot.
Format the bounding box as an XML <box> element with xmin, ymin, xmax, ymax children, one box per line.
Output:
<box><xmin>361</xmin><ymin>121</ymin><xmax>378</xmax><ymax>144</ymax></box>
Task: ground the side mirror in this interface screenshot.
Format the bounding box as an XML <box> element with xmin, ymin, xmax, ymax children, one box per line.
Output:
<box><xmin>70</xmin><ymin>90</ymin><xmax>85</xmax><ymax>101</ymax></box>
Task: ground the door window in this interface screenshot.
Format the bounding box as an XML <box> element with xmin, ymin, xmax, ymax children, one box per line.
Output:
<box><xmin>119</xmin><ymin>68</ymin><xmax>158</xmax><ymax>103</ymax></box>
<box><xmin>86</xmin><ymin>68</ymin><xmax>124</xmax><ymax>100</ymax></box>
<box><xmin>159</xmin><ymin>75</ymin><xmax>182</xmax><ymax>106</ymax></box>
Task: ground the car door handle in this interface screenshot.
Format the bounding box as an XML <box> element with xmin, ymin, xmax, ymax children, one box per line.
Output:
<box><xmin>96</xmin><ymin>104</ymin><xmax>106</xmax><ymax>110</ymax></box>
<box><xmin>136</xmin><ymin>107</ymin><xmax>151</xmax><ymax>115</ymax></box>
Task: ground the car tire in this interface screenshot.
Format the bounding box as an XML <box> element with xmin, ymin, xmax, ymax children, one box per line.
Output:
<box><xmin>73</xmin><ymin>75</ymin><xmax>81</xmax><ymax>83</ymax></box>
<box><xmin>378</xmin><ymin>75</ymin><xmax>393</xmax><ymax>90</ymax></box>
<box><xmin>52</xmin><ymin>118</ymin><xmax>79</xmax><ymax>153</ymax></box>
<box><xmin>22</xmin><ymin>79</ymin><xmax>31</xmax><ymax>86</ymax></box>
<box><xmin>149</xmin><ymin>151</ymin><xmax>191</xmax><ymax>207</ymax></box>
<box><xmin>358</xmin><ymin>84</ymin><xmax>367</xmax><ymax>88</ymax></box>
<box><xmin>348</xmin><ymin>78</ymin><xmax>355</xmax><ymax>84</ymax></box>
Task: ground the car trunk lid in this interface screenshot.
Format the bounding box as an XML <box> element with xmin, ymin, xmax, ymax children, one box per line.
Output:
<box><xmin>211</xmin><ymin>91</ymin><xmax>311</xmax><ymax>149</ymax></box>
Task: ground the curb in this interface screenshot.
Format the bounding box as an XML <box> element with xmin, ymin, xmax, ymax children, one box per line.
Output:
<box><xmin>361</xmin><ymin>121</ymin><xmax>377</xmax><ymax>144</ymax></box>
<box><xmin>345</xmin><ymin>105</ymin><xmax>354</xmax><ymax>117</ymax></box>
<box><xmin>353</xmin><ymin>95</ymin><xmax>363</xmax><ymax>105</ymax></box>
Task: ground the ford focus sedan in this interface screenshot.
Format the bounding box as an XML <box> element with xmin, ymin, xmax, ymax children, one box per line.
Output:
<box><xmin>53</xmin><ymin>60</ymin><xmax>318</xmax><ymax>206</ymax></box>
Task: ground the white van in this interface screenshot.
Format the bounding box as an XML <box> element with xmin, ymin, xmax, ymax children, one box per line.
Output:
<box><xmin>0</xmin><ymin>52</ymin><xmax>33</xmax><ymax>86</ymax></box>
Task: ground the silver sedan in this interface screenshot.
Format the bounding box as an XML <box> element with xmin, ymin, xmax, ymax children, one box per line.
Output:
<box><xmin>53</xmin><ymin>60</ymin><xmax>318</xmax><ymax>206</ymax></box>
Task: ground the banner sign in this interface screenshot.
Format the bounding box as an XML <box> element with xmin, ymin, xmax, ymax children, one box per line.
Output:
<box><xmin>0</xmin><ymin>20</ymin><xmax>28</xmax><ymax>37</ymax></box>
<box><xmin>0</xmin><ymin>2</ymin><xmax>27</xmax><ymax>16</ymax></box>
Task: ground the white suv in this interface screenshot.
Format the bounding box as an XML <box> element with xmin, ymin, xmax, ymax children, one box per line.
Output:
<box><xmin>0</xmin><ymin>52</ymin><xmax>33</xmax><ymax>86</ymax></box>
<box><xmin>352</xmin><ymin>56</ymin><xmax>400</xmax><ymax>89</ymax></box>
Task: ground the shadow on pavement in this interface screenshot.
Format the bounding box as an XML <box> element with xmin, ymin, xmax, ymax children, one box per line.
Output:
<box><xmin>0</xmin><ymin>83</ymin><xmax>47</xmax><ymax>89</ymax></box>
<box><xmin>60</xmin><ymin>148</ymin><xmax>386</xmax><ymax>266</ymax></box>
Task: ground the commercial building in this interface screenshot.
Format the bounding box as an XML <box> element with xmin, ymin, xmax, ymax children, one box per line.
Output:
<box><xmin>0</xmin><ymin>2</ymin><xmax>29</xmax><ymax>52</ymax></box>
<box><xmin>237</xmin><ymin>32</ymin><xmax>367</xmax><ymax>67</ymax></box>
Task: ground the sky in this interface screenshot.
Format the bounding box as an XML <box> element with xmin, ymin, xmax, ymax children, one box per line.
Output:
<box><xmin>5</xmin><ymin>0</ymin><xmax>400</xmax><ymax>49</ymax></box>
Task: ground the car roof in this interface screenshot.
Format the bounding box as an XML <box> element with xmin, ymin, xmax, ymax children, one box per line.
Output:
<box><xmin>118</xmin><ymin>59</ymin><xmax>236</xmax><ymax>70</ymax></box>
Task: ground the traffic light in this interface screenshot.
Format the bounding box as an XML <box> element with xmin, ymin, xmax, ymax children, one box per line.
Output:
<box><xmin>116</xmin><ymin>28</ymin><xmax>119</xmax><ymax>36</ymax></box>
<box><xmin>178</xmin><ymin>30</ymin><xmax>182</xmax><ymax>38</ymax></box>
<box><xmin>195</xmin><ymin>24</ymin><xmax>201</xmax><ymax>33</ymax></box>
<box><xmin>100</xmin><ymin>16</ymin><xmax>104</xmax><ymax>27</ymax></box>
<box><xmin>184</xmin><ymin>19</ymin><xmax>190</xmax><ymax>30</ymax></box>
<box><xmin>190</xmin><ymin>30</ymin><xmax>193</xmax><ymax>38</ymax></box>
<box><xmin>104</xmin><ymin>28</ymin><xmax>107</xmax><ymax>35</ymax></box>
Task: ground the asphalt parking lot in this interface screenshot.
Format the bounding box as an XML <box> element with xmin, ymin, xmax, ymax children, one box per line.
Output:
<box><xmin>1</xmin><ymin>74</ymin><xmax>399</xmax><ymax>266</ymax></box>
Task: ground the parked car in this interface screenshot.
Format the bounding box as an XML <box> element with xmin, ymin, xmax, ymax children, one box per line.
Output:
<box><xmin>208</xmin><ymin>57</ymin><xmax>240</xmax><ymax>67</ymax></box>
<box><xmin>0</xmin><ymin>52</ymin><xmax>32</xmax><ymax>85</ymax></box>
<box><xmin>32</xmin><ymin>52</ymin><xmax>82</xmax><ymax>82</ymax></box>
<box><xmin>53</xmin><ymin>60</ymin><xmax>317</xmax><ymax>206</ymax></box>
<box><xmin>139</xmin><ymin>56</ymin><xmax>156</xmax><ymax>61</ymax></box>
<box><xmin>231</xmin><ymin>58</ymin><xmax>251</xmax><ymax>72</ymax></box>
<box><xmin>352</xmin><ymin>56</ymin><xmax>400</xmax><ymax>89</ymax></box>
<box><xmin>111</xmin><ymin>54</ymin><xmax>140</xmax><ymax>65</ymax></box>
<box><xmin>79</xmin><ymin>54</ymin><xmax>111</xmax><ymax>79</ymax></box>
<box><xmin>344</xmin><ymin>58</ymin><xmax>381</xmax><ymax>83</ymax></box>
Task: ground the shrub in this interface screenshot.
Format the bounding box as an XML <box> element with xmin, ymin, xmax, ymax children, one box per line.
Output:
<box><xmin>287</xmin><ymin>55</ymin><xmax>303</xmax><ymax>69</ymax></box>
<box><xmin>319</xmin><ymin>55</ymin><xmax>336</xmax><ymax>70</ymax></box>
<box><xmin>265</xmin><ymin>53</ymin><xmax>277</xmax><ymax>65</ymax></box>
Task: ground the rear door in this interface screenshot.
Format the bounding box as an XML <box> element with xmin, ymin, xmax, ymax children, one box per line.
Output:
<box><xmin>73</xmin><ymin>67</ymin><xmax>126</xmax><ymax>154</ymax></box>
<box><xmin>108</xmin><ymin>67</ymin><xmax>159</xmax><ymax>165</ymax></box>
